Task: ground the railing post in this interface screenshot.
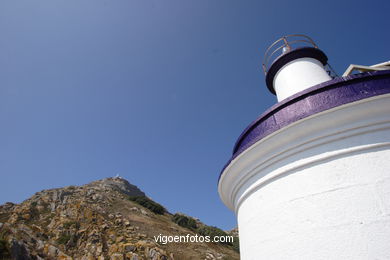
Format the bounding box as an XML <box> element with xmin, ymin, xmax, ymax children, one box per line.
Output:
<box><xmin>262</xmin><ymin>64</ymin><xmax>267</xmax><ymax>75</ymax></box>
<box><xmin>282</xmin><ymin>37</ymin><xmax>291</xmax><ymax>52</ymax></box>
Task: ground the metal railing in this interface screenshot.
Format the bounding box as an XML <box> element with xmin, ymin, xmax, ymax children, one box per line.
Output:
<box><xmin>262</xmin><ymin>34</ymin><xmax>318</xmax><ymax>74</ymax></box>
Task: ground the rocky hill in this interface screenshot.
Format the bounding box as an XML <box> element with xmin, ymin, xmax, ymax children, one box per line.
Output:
<box><xmin>0</xmin><ymin>177</ymin><xmax>239</xmax><ymax>260</ymax></box>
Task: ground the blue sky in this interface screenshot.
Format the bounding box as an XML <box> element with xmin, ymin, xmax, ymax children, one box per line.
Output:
<box><xmin>0</xmin><ymin>0</ymin><xmax>389</xmax><ymax>230</ymax></box>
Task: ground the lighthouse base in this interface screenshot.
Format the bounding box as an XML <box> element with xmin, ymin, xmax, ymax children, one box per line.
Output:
<box><xmin>238</xmin><ymin>144</ymin><xmax>390</xmax><ymax>260</ymax></box>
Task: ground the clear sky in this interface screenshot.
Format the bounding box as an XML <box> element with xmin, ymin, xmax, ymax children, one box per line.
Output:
<box><xmin>1</xmin><ymin>0</ymin><xmax>389</xmax><ymax>230</ymax></box>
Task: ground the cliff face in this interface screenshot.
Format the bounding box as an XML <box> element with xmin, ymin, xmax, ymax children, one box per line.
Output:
<box><xmin>0</xmin><ymin>177</ymin><xmax>239</xmax><ymax>260</ymax></box>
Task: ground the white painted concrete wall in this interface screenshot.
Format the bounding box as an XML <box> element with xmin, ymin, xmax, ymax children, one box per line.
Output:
<box><xmin>219</xmin><ymin>94</ymin><xmax>390</xmax><ymax>260</ymax></box>
<box><xmin>274</xmin><ymin>58</ymin><xmax>332</xmax><ymax>101</ymax></box>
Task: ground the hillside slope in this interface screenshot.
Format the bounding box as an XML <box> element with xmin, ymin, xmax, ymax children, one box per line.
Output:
<box><xmin>0</xmin><ymin>177</ymin><xmax>239</xmax><ymax>260</ymax></box>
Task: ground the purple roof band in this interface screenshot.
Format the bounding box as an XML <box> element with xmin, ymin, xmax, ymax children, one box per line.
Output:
<box><xmin>219</xmin><ymin>70</ymin><xmax>390</xmax><ymax>183</ymax></box>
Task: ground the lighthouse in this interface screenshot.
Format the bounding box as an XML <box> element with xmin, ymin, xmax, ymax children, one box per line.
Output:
<box><xmin>218</xmin><ymin>34</ymin><xmax>390</xmax><ymax>259</ymax></box>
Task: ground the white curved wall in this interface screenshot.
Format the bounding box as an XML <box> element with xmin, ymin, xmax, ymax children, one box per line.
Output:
<box><xmin>274</xmin><ymin>58</ymin><xmax>332</xmax><ymax>101</ymax></box>
<box><xmin>238</xmin><ymin>135</ymin><xmax>390</xmax><ymax>260</ymax></box>
<box><xmin>219</xmin><ymin>94</ymin><xmax>390</xmax><ymax>260</ymax></box>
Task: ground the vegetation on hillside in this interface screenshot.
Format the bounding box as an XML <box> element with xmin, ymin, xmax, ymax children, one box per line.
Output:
<box><xmin>56</xmin><ymin>233</ymin><xmax>71</xmax><ymax>245</ymax></box>
<box><xmin>171</xmin><ymin>213</ymin><xmax>239</xmax><ymax>252</ymax></box>
<box><xmin>127</xmin><ymin>196</ymin><xmax>166</xmax><ymax>215</ymax></box>
<box><xmin>0</xmin><ymin>232</ymin><xmax>10</xmax><ymax>259</ymax></box>
<box><xmin>172</xmin><ymin>213</ymin><xmax>197</xmax><ymax>230</ymax></box>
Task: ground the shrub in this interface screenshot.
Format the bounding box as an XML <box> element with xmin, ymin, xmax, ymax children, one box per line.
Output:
<box><xmin>197</xmin><ymin>226</ymin><xmax>232</xmax><ymax>246</ymax></box>
<box><xmin>0</xmin><ymin>238</ymin><xmax>10</xmax><ymax>258</ymax></box>
<box><xmin>29</xmin><ymin>204</ymin><xmax>40</xmax><ymax>219</ymax></box>
<box><xmin>197</xmin><ymin>225</ymin><xmax>227</xmax><ymax>237</ymax></box>
<box><xmin>172</xmin><ymin>214</ymin><xmax>197</xmax><ymax>230</ymax></box>
<box><xmin>57</xmin><ymin>233</ymin><xmax>71</xmax><ymax>245</ymax></box>
<box><xmin>232</xmin><ymin>237</ymin><xmax>239</xmax><ymax>253</ymax></box>
<box><xmin>128</xmin><ymin>196</ymin><xmax>166</xmax><ymax>215</ymax></box>
<box><xmin>63</xmin><ymin>221</ymin><xmax>80</xmax><ymax>229</ymax></box>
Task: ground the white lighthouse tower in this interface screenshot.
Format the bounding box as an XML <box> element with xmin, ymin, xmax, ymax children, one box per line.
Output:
<box><xmin>218</xmin><ymin>34</ymin><xmax>390</xmax><ymax>259</ymax></box>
